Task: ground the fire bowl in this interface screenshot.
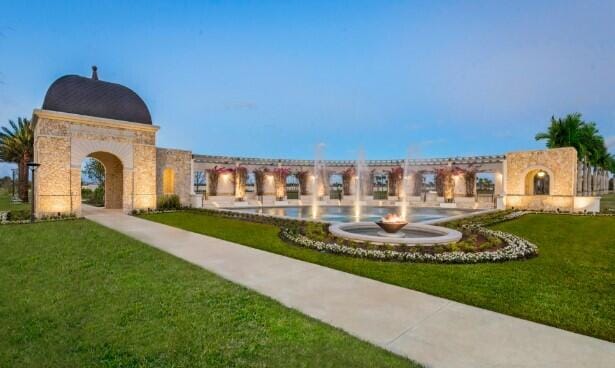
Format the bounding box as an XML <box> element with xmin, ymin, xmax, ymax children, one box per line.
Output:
<box><xmin>376</xmin><ymin>220</ymin><xmax>408</xmax><ymax>233</ymax></box>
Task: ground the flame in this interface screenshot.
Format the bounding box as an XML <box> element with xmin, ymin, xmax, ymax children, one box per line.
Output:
<box><xmin>381</xmin><ymin>213</ymin><xmax>406</xmax><ymax>223</ymax></box>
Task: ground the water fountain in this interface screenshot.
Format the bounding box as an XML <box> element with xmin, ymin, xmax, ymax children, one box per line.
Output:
<box><xmin>376</xmin><ymin>213</ymin><xmax>408</xmax><ymax>238</ymax></box>
<box><xmin>400</xmin><ymin>147</ymin><xmax>413</xmax><ymax>220</ymax></box>
<box><xmin>354</xmin><ymin>148</ymin><xmax>366</xmax><ymax>221</ymax></box>
<box><xmin>327</xmin><ymin>146</ymin><xmax>463</xmax><ymax>245</ymax></box>
<box><xmin>329</xmin><ymin>212</ymin><xmax>462</xmax><ymax>245</ymax></box>
<box><xmin>312</xmin><ymin>143</ymin><xmax>326</xmax><ymax>219</ymax></box>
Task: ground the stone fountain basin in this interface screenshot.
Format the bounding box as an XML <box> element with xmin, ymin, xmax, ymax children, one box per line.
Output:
<box><xmin>375</xmin><ymin>220</ymin><xmax>408</xmax><ymax>233</ymax></box>
<box><xmin>329</xmin><ymin>222</ymin><xmax>462</xmax><ymax>245</ymax></box>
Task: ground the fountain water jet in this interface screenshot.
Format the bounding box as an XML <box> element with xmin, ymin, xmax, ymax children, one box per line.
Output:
<box><xmin>312</xmin><ymin>143</ymin><xmax>326</xmax><ymax>219</ymax></box>
<box><xmin>401</xmin><ymin>147</ymin><xmax>412</xmax><ymax>220</ymax></box>
<box><xmin>354</xmin><ymin>148</ymin><xmax>366</xmax><ymax>221</ymax></box>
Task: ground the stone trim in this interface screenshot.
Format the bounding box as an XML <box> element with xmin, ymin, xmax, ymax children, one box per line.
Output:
<box><xmin>70</xmin><ymin>138</ymin><xmax>134</xmax><ymax>169</ymax></box>
<box><xmin>193</xmin><ymin>153</ymin><xmax>506</xmax><ymax>167</ymax></box>
<box><xmin>33</xmin><ymin>109</ymin><xmax>160</xmax><ymax>132</ymax></box>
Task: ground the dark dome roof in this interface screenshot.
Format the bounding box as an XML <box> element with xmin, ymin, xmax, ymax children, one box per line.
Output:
<box><xmin>42</xmin><ymin>74</ymin><xmax>152</xmax><ymax>124</ymax></box>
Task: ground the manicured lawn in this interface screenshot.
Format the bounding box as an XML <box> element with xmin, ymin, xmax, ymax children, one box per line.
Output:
<box><xmin>0</xmin><ymin>220</ymin><xmax>417</xmax><ymax>367</ymax></box>
<box><xmin>0</xmin><ymin>188</ymin><xmax>29</xmax><ymax>212</ymax></box>
<box><xmin>141</xmin><ymin>211</ymin><xmax>615</xmax><ymax>342</ymax></box>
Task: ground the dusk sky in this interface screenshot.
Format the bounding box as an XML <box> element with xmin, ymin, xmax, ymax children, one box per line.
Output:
<box><xmin>1</xmin><ymin>0</ymin><xmax>614</xmax><ymax>176</ymax></box>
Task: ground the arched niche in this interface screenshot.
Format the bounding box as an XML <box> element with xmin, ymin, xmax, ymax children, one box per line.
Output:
<box><xmin>524</xmin><ymin>167</ymin><xmax>553</xmax><ymax>195</ymax></box>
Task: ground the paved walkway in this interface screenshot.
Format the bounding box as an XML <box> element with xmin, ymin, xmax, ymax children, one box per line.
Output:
<box><xmin>83</xmin><ymin>206</ymin><xmax>615</xmax><ymax>368</ymax></box>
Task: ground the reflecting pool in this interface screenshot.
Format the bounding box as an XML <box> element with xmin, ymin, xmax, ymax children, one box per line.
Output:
<box><xmin>227</xmin><ymin>205</ymin><xmax>477</xmax><ymax>223</ymax></box>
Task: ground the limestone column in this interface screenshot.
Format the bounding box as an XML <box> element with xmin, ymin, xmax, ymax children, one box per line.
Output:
<box><xmin>583</xmin><ymin>162</ymin><xmax>590</xmax><ymax>195</ymax></box>
<box><xmin>577</xmin><ymin>161</ymin><xmax>583</xmax><ymax>195</ymax></box>
<box><xmin>591</xmin><ymin>167</ymin><xmax>596</xmax><ymax>195</ymax></box>
<box><xmin>70</xmin><ymin>167</ymin><xmax>82</xmax><ymax>216</ymax></box>
<box><xmin>123</xmin><ymin>168</ymin><xmax>134</xmax><ymax>212</ymax></box>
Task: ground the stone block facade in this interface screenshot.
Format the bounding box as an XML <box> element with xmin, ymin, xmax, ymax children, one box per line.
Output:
<box><xmin>156</xmin><ymin>148</ymin><xmax>193</xmax><ymax>206</ymax></box>
<box><xmin>32</xmin><ymin>106</ymin><xmax>603</xmax><ymax>216</ymax></box>
<box><xmin>33</xmin><ymin>109</ymin><xmax>159</xmax><ymax>216</ymax></box>
<box><xmin>505</xmin><ymin>147</ymin><xmax>577</xmax><ymax>196</ymax></box>
<box><xmin>503</xmin><ymin>147</ymin><xmax>582</xmax><ymax>211</ymax></box>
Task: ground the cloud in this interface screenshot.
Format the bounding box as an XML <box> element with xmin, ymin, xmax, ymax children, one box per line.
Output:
<box><xmin>606</xmin><ymin>136</ymin><xmax>615</xmax><ymax>149</ymax></box>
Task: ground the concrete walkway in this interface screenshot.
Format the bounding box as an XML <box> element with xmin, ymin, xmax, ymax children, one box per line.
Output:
<box><xmin>83</xmin><ymin>206</ymin><xmax>615</xmax><ymax>368</ymax></box>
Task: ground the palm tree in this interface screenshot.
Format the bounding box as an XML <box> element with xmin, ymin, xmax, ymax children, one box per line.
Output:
<box><xmin>0</xmin><ymin>118</ymin><xmax>34</xmax><ymax>202</ymax></box>
<box><xmin>535</xmin><ymin>113</ymin><xmax>615</xmax><ymax>194</ymax></box>
<box><xmin>535</xmin><ymin>113</ymin><xmax>590</xmax><ymax>159</ymax></box>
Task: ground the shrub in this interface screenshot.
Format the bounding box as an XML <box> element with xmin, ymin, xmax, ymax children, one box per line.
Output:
<box><xmin>7</xmin><ymin>209</ymin><xmax>31</xmax><ymax>221</ymax></box>
<box><xmin>157</xmin><ymin>195</ymin><xmax>181</xmax><ymax>210</ymax></box>
<box><xmin>92</xmin><ymin>187</ymin><xmax>105</xmax><ymax>206</ymax></box>
<box><xmin>81</xmin><ymin>187</ymin><xmax>93</xmax><ymax>200</ymax></box>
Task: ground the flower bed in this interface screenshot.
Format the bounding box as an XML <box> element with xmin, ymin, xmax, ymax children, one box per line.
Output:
<box><xmin>280</xmin><ymin>211</ymin><xmax>539</xmax><ymax>263</ymax></box>
<box><xmin>0</xmin><ymin>211</ymin><xmax>79</xmax><ymax>225</ymax></box>
<box><xmin>135</xmin><ymin>207</ymin><xmax>555</xmax><ymax>263</ymax></box>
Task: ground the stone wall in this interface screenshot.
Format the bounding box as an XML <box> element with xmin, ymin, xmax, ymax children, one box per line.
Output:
<box><xmin>505</xmin><ymin>147</ymin><xmax>577</xmax><ymax>196</ymax></box>
<box><xmin>503</xmin><ymin>147</ymin><xmax>579</xmax><ymax>210</ymax></box>
<box><xmin>156</xmin><ymin>148</ymin><xmax>193</xmax><ymax>206</ymax></box>
<box><xmin>33</xmin><ymin>109</ymin><xmax>158</xmax><ymax>216</ymax></box>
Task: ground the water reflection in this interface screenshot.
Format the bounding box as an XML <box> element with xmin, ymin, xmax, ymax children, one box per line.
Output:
<box><xmin>232</xmin><ymin>206</ymin><xmax>475</xmax><ymax>223</ymax></box>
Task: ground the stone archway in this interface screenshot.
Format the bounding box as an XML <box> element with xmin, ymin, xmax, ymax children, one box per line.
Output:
<box><xmin>32</xmin><ymin>109</ymin><xmax>159</xmax><ymax>216</ymax></box>
<box><xmin>86</xmin><ymin>152</ymin><xmax>124</xmax><ymax>209</ymax></box>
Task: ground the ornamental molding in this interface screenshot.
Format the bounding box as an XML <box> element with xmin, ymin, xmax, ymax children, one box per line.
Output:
<box><xmin>33</xmin><ymin>109</ymin><xmax>160</xmax><ymax>133</ymax></box>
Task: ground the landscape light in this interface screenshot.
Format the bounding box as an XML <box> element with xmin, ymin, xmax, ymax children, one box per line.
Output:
<box><xmin>27</xmin><ymin>162</ymin><xmax>41</xmax><ymax>223</ymax></box>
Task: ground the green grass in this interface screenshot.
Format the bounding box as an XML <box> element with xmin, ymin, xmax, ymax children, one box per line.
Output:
<box><xmin>601</xmin><ymin>193</ymin><xmax>615</xmax><ymax>212</ymax></box>
<box><xmin>0</xmin><ymin>188</ymin><xmax>29</xmax><ymax>212</ymax></box>
<box><xmin>141</xmin><ymin>211</ymin><xmax>615</xmax><ymax>342</ymax></box>
<box><xmin>0</xmin><ymin>220</ymin><xmax>417</xmax><ymax>367</ymax></box>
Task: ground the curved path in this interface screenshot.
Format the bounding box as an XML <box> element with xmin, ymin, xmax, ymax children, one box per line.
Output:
<box><xmin>83</xmin><ymin>206</ymin><xmax>615</xmax><ymax>368</ymax></box>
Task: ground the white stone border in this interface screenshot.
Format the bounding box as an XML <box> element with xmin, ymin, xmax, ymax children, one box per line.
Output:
<box><xmin>280</xmin><ymin>211</ymin><xmax>539</xmax><ymax>263</ymax></box>
<box><xmin>328</xmin><ymin>222</ymin><xmax>462</xmax><ymax>245</ymax></box>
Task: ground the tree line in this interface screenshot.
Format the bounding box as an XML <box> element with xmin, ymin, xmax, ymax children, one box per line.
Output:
<box><xmin>535</xmin><ymin>113</ymin><xmax>614</xmax><ymax>172</ymax></box>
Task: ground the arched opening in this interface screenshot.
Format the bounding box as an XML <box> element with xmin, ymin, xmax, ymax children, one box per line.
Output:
<box><xmin>373</xmin><ymin>172</ymin><xmax>389</xmax><ymax>199</ymax></box>
<box><xmin>525</xmin><ymin>168</ymin><xmax>550</xmax><ymax>195</ymax></box>
<box><xmin>163</xmin><ymin>168</ymin><xmax>175</xmax><ymax>195</ymax></box>
<box><xmin>193</xmin><ymin>170</ymin><xmax>206</xmax><ymax>194</ymax></box>
<box><xmin>329</xmin><ymin>173</ymin><xmax>342</xmax><ymax>199</ymax></box>
<box><xmin>81</xmin><ymin>151</ymin><xmax>124</xmax><ymax>209</ymax></box>
<box><xmin>476</xmin><ymin>172</ymin><xmax>495</xmax><ymax>204</ymax></box>
<box><xmin>245</xmin><ymin>172</ymin><xmax>255</xmax><ymax>194</ymax></box>
<box><xmin>286</xmin><ymin>174</ymin><xmax>299</xmax><ymax>199</ymax></box>
<box><xmin>533</xmin><ymin>171</ymin><xmax>550</xmax><ymax>195</ymax></box>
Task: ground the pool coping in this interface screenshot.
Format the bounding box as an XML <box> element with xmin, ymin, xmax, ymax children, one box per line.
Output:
<box><xmin>216</xmin><ymin>205</ymin><xmax>498</xmax><ymax>225</ymax></box>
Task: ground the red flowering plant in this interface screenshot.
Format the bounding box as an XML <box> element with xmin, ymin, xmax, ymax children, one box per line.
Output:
<box><xmin>342</xmin><ymin>167</ymin><xmax>355</xmax><ymax>196</ymax></box>
<box><xmin>387</xmin><ymin>166</ymin><xmax>404</xmax><ymax>196</ymax></box>
<box><xmin>273</xmin><ymin>167</ymin><xmax>291</xmax><ymax>200</ymax></box>
<box><xmin>234</xmin><ymin>166</ymin><xmax>248</xmax><ymax>200</ymax></box>
<box><xmin>253</xmin><ymin>168</ymin><xmax>270</xmax><ymax>197</ymax></box>
<box><xmin>435</xmin><ymin>166</ymin><xmax>465</xmax><ymax>201</ymax></box>
<box><xmin>295</xmin><ymin>170</ymin><xmax>310</xmax><ymax>195</ymax></box>
<box><xmin>463</xmin><ymin>165</ymin><xmax>478</xmax><ymax>197</ymax></box>
<box><xmin>206</xmin><ymin>166</ymin><xmax>235</xmax><ymax>196</ymax></box>
<box><xmin>412</xmin><ymin>171</ymin><xmax>424</xmax><ymax>196</ymax></box>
